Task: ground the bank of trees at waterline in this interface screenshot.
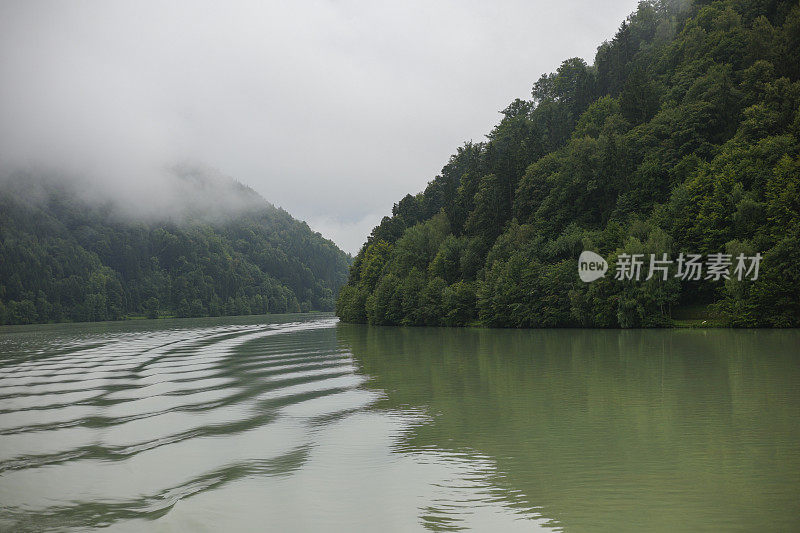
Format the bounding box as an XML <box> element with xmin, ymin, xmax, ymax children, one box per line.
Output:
<box><xmin>0</xmin><ymin>172</ymin><xmax>351</xmax><ymax>325</ymax></box>
<box><xmin>337</xmin><ymin>0</ymin><xmax>800</xmax><ymax>328</ymax></box>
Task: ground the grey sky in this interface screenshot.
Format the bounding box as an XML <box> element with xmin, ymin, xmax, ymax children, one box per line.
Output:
<box><xmin>0</xmin><ymin>0</ymin><xmax>639</xmax><ymax>254</ymax></box>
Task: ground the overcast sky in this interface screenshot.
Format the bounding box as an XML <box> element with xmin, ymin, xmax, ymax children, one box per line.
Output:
<box><xmin>0</xmin><ymin>0</ymin><xmax>639</xmax><ymax>254</ymax></box>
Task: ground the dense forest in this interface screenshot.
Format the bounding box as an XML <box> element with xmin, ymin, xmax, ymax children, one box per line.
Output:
<box><xmin>0</xmin><ymin>172</ymin><xmax>351</xmax><ymax>325</ymax></box>
<box><xmin>337</xmin><ymin>0</ymin><xmax>800</xmax><ymax>328</ymax></box>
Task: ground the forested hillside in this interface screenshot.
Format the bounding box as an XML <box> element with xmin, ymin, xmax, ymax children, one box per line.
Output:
<box><xmin>0</xmin><ymin>172</ymin><xmax>351</xmax><ymax>324</ymax></box>
<box><xmin>337</xmin><ymin>0</ymin><xmax>800</xmax><ymax>328</ymax></box>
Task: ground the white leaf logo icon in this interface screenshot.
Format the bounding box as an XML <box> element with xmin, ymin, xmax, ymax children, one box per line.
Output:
<box><xmin>578</xmin><ymin>251</ymin><xmax>608</xmax><ymax>282</ymax></box>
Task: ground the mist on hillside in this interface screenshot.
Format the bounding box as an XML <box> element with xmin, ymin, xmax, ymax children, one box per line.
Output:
<box><xmin>0</xmin><ymin>165</ymin><xmax>274</xmax><ymax>224</ymax></box>
<box><xmin>0</xmin><ymin>0</ymin><xmax>640</xmax><ymax>254</ymax></box>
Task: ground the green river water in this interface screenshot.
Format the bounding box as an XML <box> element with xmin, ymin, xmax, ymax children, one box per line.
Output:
<box><xmin>0</xmin><ymin>314</ymin><xmax>798</xmax><ymax>531</ymax></box>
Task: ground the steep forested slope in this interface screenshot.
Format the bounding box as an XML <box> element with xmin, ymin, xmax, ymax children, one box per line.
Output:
<box><xmin>337</xmin><ymin>0</ymin><xmax>800</xmax><ymax>328</ymax></box>
<box><xmin>0</xmin><ymin>173</ymin><xmax>351</xmax><ymax>324</ymax></box>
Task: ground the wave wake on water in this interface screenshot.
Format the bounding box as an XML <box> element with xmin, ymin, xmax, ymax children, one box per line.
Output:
<box><xmin>0</xmin><ymin>316</ymin><xmax>544</xmax><ymax>532</ymax></box>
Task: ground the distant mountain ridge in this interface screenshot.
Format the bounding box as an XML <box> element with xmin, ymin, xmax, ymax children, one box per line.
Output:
<box><xmin>0</xmin><ymin>170</ymin><xmax>351</xmax><ymax>324</ymax></box>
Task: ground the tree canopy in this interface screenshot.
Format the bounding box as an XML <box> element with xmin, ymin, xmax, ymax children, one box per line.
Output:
<box><xmin>337</xmin><ymin>0</ymin><xmax>800</xmax><ymax>328</ymax></box>
<box><xmin>0</xmin><ymin>174</ymin><xmax>351</xmax><ymax>324</ymax></box>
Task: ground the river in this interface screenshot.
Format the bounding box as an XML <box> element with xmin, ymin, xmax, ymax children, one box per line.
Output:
<box><xmin>1</xmin><ymin>314</ymin><xmax>798</xmax><ymax>531</ymax></box>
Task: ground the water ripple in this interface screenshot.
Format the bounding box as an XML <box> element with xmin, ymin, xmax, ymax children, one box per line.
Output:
<box><xmin>0</xmin><ymin>316</ymin><xmax>371</xmax><ymax>530</ymax></box>
<box><xmin>0</xmin><ymin>315</ymin><xmax>554</xmax><ymax>532</ymax></box>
